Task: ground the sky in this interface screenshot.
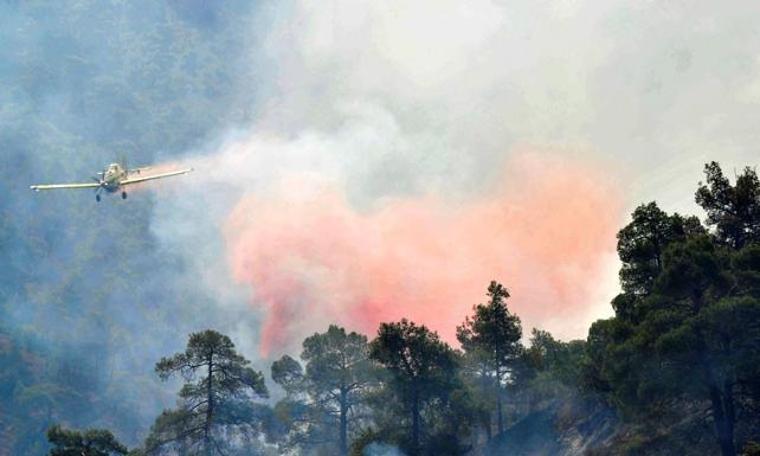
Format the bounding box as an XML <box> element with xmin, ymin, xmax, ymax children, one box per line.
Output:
<box><xmin>2</xmin><ymin>2</ymin><xmax>760</xmax><ymax>437</ymax></box>
<box><xmin>150</xmin><ymin>0</ymin><xmax>760</xmax><ymax>356</ymax></box>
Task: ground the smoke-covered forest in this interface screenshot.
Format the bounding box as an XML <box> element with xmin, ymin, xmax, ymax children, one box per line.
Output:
<box><xmin>8</xmin><ymin>163</ymin><xmax>760</xmax><ymax>454</ymax></box>
<box><xmin>0</xmin><ymin>1</ymin><xmax>265</xmax><ymax>453</ymax></box>
<box><xmin>2</xmin><ymin>1</ymin><xmax>760</xmax><ymax>455</ymax></box>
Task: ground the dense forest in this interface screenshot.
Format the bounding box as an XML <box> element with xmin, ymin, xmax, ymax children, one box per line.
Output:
<box><xmin>34</xmin><ymin>162</ymin><xmax>760</xmax><ymax>455</ymax></box>
<box><xmin>2</xmin><ymin>2</ymin><xmax>760</xmax><ymax>456</ymax></box>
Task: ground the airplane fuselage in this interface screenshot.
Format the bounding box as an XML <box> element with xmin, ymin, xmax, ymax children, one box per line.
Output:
<box><xmin>101</xmin><ymin>163</ymin><xmax>128</xmax><ymax>192</ymax></box>
<box><xmin>30</xmin><ymin>160</ymin><xmax>193</xmax><ymax>201</ymax></box>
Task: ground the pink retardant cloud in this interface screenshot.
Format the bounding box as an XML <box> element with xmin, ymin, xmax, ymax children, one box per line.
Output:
<box><xmin>224</xmin><ymin>152</ymin><xmax>625</xmax><ymax>356</ymax></box>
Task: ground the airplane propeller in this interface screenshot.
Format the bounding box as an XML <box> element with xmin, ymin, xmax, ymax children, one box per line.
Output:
<box><xmin>30</xmin><ymin>158</ymin><xmax>192</xmax><ymax>201</ymax></box>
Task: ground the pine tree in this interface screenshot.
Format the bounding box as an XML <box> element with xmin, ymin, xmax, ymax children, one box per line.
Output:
<box><xmin>457</xmin><ymin>281</ymin><xmax>522</xmax><ymax>435</ymax></box>
<box><xmin>144</xmin><ymin>330</ymin><xmax>268</xmax><ymax>455</ymax></box>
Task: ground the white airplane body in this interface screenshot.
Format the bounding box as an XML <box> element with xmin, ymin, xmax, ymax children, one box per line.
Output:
<box><xmin>31</xmin><ymin>162</ymin><xmax>193</xmax><ymax>201</ymax></box>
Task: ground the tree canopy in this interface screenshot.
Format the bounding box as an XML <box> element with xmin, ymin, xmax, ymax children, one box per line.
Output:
<box><xmin>272</xmin><ymin>325</ymin><xmax>376</xmax><ymax>455</ymax></box>
<box><xmin>25</xmin><ymin>160</ymin><xmax>760</xmax><ymax>456</ymax></box>
<box><xmin>616</xmin><ymin>201</ymin><xmax>704</xmax><ymax>296</ymax></box>
<box><xmin>457</xmin><ymin>281</ymin><xmax>523</xmax><ymax>435</ymax></box>
<box><xmin>696</xmin><ymin>162</ymin><xmax>760</xmax><ymax>249</ymax></box>
<box><xmin>369</xmin><ymin>319</ymin><xmax>462</xmax><ymax>455</ymax></box>
<box><xmin>47</xmin><ymin>425</ymin><xmax>128</xmax><ymax>456</ymax></box>
<box><xmin>586</xmin><ymin>162</ymin><xmax>760</xmax><ymax>455</ymax></box>
<box><xmin>144</xmin><ymin>330</ymin><xmax>268</xmax><ymax>456</ymax></box>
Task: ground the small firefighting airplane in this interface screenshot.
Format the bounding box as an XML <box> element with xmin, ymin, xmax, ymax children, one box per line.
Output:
<box><xmin>30</xmin><ymin>161</ymin><xmax>193</xmax><ymax>202</ymax></box>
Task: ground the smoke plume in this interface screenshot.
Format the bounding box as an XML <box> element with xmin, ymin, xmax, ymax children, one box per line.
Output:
<box><xmin>223</xmin><ymin>151</ymin><xmax>623</xmax><ymax>355</ymax></box>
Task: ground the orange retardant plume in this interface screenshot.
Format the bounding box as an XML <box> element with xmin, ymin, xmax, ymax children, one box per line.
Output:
<box><xmin>225</xmin><ymin>152</ymin><xmax>625</xmax><ymax>356</ymax></box>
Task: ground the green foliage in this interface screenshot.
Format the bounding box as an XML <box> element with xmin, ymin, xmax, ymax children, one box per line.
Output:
<box><xmin>585</xmin><ymin>162</ymin><xmax>760</xmax><ymax>455</ymax></box>
<box><xmin>457</xmin><ymin>282</ymin><xmax>522</xmax><ymax>360</ymax></box>
<box><xmin>302</xmin><ymin>325</ymin><xmax>377</xmax><ymax>455</ymax></box>
<box><xmin>271</xmin><ymin>325</ymin><xmax>377</xmax><ymax>455</ymax></box>
<box><xmin>369</xmin><ymin>319</ymin><xmax>467</xmax><ymax>455</ymax></box>
<box><xmin>696</xmin><ymin>162</ymin><xmax>760</xmax><ymax>249</ymax></box>
<box><xmin>525</xmin><ymin>329</ymin><xmax>586</xmax><ymax>391</ymax></box>
<box><xmin>457</xmin><ymin>281</ymin><xmax>522</xmax><ymax>434</ymax></box>
<box><xmin>616</xmin><ymin>201</ymin><xmax>704</xmax><ymax>297</ymax></box>
<box><xmin>47</xmin><ymin>424</ymin><xmax>128</xmax><ymax>456</ymax></box>
<box><xmin>271</xmin><ymin>354</ymin><xmax>304</xmax><ymax>398</ymax></box>
<box><xmin>20</xmin><ymin>159</ymin><xmax>760</xmax><ymax>455</ymax></box>
<box><xmin>144</xmin><ymin>330</ymin><xmax>268</xmax><ymax>455</ymax></box>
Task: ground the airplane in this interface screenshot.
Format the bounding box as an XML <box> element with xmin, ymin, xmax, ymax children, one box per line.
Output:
<box><xmin>30</xmin><ymin>161</ymin><xmax>193</xmax><ymax>201</ymax></box>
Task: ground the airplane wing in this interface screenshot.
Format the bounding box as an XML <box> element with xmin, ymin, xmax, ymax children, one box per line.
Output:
<box><xmin>128</xmin><ymin>166</ymin><xmax>150</xmax><ymax>175</ymax></box>
<box><xmin>30</xmin><ymin>183</ymin><xmax>100</xmax><ymax>191</ymax></box>
<box><xmin>120</xmin><ymin>168</ymin><xmax>193</xmax><ymax>186</ymax></box>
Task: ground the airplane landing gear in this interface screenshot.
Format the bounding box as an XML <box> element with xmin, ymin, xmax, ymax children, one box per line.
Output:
<box><xmin>121</xmin><ymin>191</ymin><xmax>128</xmax><ymax>200</ymax></box>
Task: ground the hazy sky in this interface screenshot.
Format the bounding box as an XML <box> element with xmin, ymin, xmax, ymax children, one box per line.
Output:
<box><xmin>146</xmin><ymin>0</ymin><xmax>760</xmax><ymax>355</ymax></box>
<box><xmin>6</xmin><ymin>0</ymin><xmax>760</xmax><ymax>360</ymax></box>
<box><xmin>2</xmin><ymin>3</ymin><xmax>759</xmax><ymax>445</ymax></box>
<box><xmin>4</xmin><ymin>3</ymin><xmax>760</xmax><ymax>453</ymax></box>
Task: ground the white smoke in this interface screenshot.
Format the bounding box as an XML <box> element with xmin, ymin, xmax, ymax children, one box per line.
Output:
<box><xmin>152</xmin><ymin>0</ymin><xmax>760</xmax><ymax>357</ymax></box>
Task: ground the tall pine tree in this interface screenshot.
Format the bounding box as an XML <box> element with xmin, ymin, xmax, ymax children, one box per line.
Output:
<box><xmin>457</xmin><ymin>281</ymin><xmax>522</xmax><ymax>435</ymax></box>
<box><xmin>143</xmin><ymin>330</ymin><xmax>268</xmax><ymax>455</ymax></box>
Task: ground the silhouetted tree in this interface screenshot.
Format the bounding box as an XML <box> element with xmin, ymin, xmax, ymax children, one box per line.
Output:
<box><xmin>525</xmin><ymin>329</ymin><xmax>585</xmax><ymax>388</ymax></box>
<box><xmin>696</xmin><ymin>162</ymin><xmax>760</xmax><ymax>249</ymax></box>
<box><xmin>616</xmin><ymin>201</ymin><xmax>704</xmax><ymax>297</ymax></box>
<box><xmin>143</xmin><ymin>330</ymin><xmax>268</xmax><ymax>456</ymax></box>
<box><xmin>272</xmin><ymin>326</ymin><xmax>376</xmax><ymax>455</ymax></box>
<box><xmin>649</xmin><ymin>237</ymin><xmax>737</xmax><ymax>455</ymax></box>
<box><xmin>302</xmin><ymin>325</ymin><xmax>377</xmax><ymax>455</ymax></box>
<box><xmin>47</xmin><ymin>425</ymin><xmax>127</xmax><ymax>456</ymax></box>
<box><xmin>590</xmin><ymin>236</ymin><xmax>760</xmax><ymax>455</ymax></box>
<box><xmin>583</xmin><ymin>164</ymin><xmax>760</xmax><ymax>454</ymax></box>
<box><xmin>369</xmin><ymin>320</ymin><xmax>459</xmax><ymax>455</ymax></box>
<box><xmin>456</xmin><ymin>281</ymin><xmax>522</xmax><ymax>434</ymax></box>
<box><xmin>583</xmin><ymin>202</ymin><xmax>705</xmax><ymax>410</ymax></box>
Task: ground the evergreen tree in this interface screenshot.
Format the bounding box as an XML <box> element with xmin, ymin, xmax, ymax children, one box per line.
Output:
<box><xmin>525</xmin><ymin>329</ymin><xmax>585</xmax><ymax>388</ymax></box>
<box><xmin>647</xmin><ymin>237</ymin><xmax>752</xmax><ymax>456</ymax></box>
<box><xmin>696</xmin><ymin>162</ymin><xmax>760</xmax><ymax>249</ymax></box>
<box><xmin>369</xmin><ymin>320</ymin><xmax>460</xmax><ymax>455</ymax></box>
<box><xmin>456</xmin><ymin>281</ymin><xmax>522</xmax><ymax>434</ymax></box>
<box><xmin>301</xmin><ymin>325</ymin><xmax>376</xmax><ymax>456</ymax></box>
<box><xmin>271</xmin><ymin>354</ymin><xmax>305</xmax><ymax>399</ymax></box>
<box><xmin>583</xmin><ymin>165</ymin><xmax>760</xmax><ymax>454</ymax></box>
<box><xmin>271</xmin><ymin>326</ymin><xmax>376</xmax><ymax>455</ymax></box>
<box><xmin>616</xmin><ymin>201</ymin><xmax>704</xmax><ymax>297</ymax></box>
<box><xmin>588</xmin><ymin>202</ymin><xmax>760</xmax><ymax>455</ymax></box>
<box><xmin>47</xmin><ymin>425</ymin><xmax>128</xmax><ymax>456</ymax></box>
<box><xmin>143</xmin><ymin>330</ymin><xmax>268</xmax><ymax>456</ymax></box>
